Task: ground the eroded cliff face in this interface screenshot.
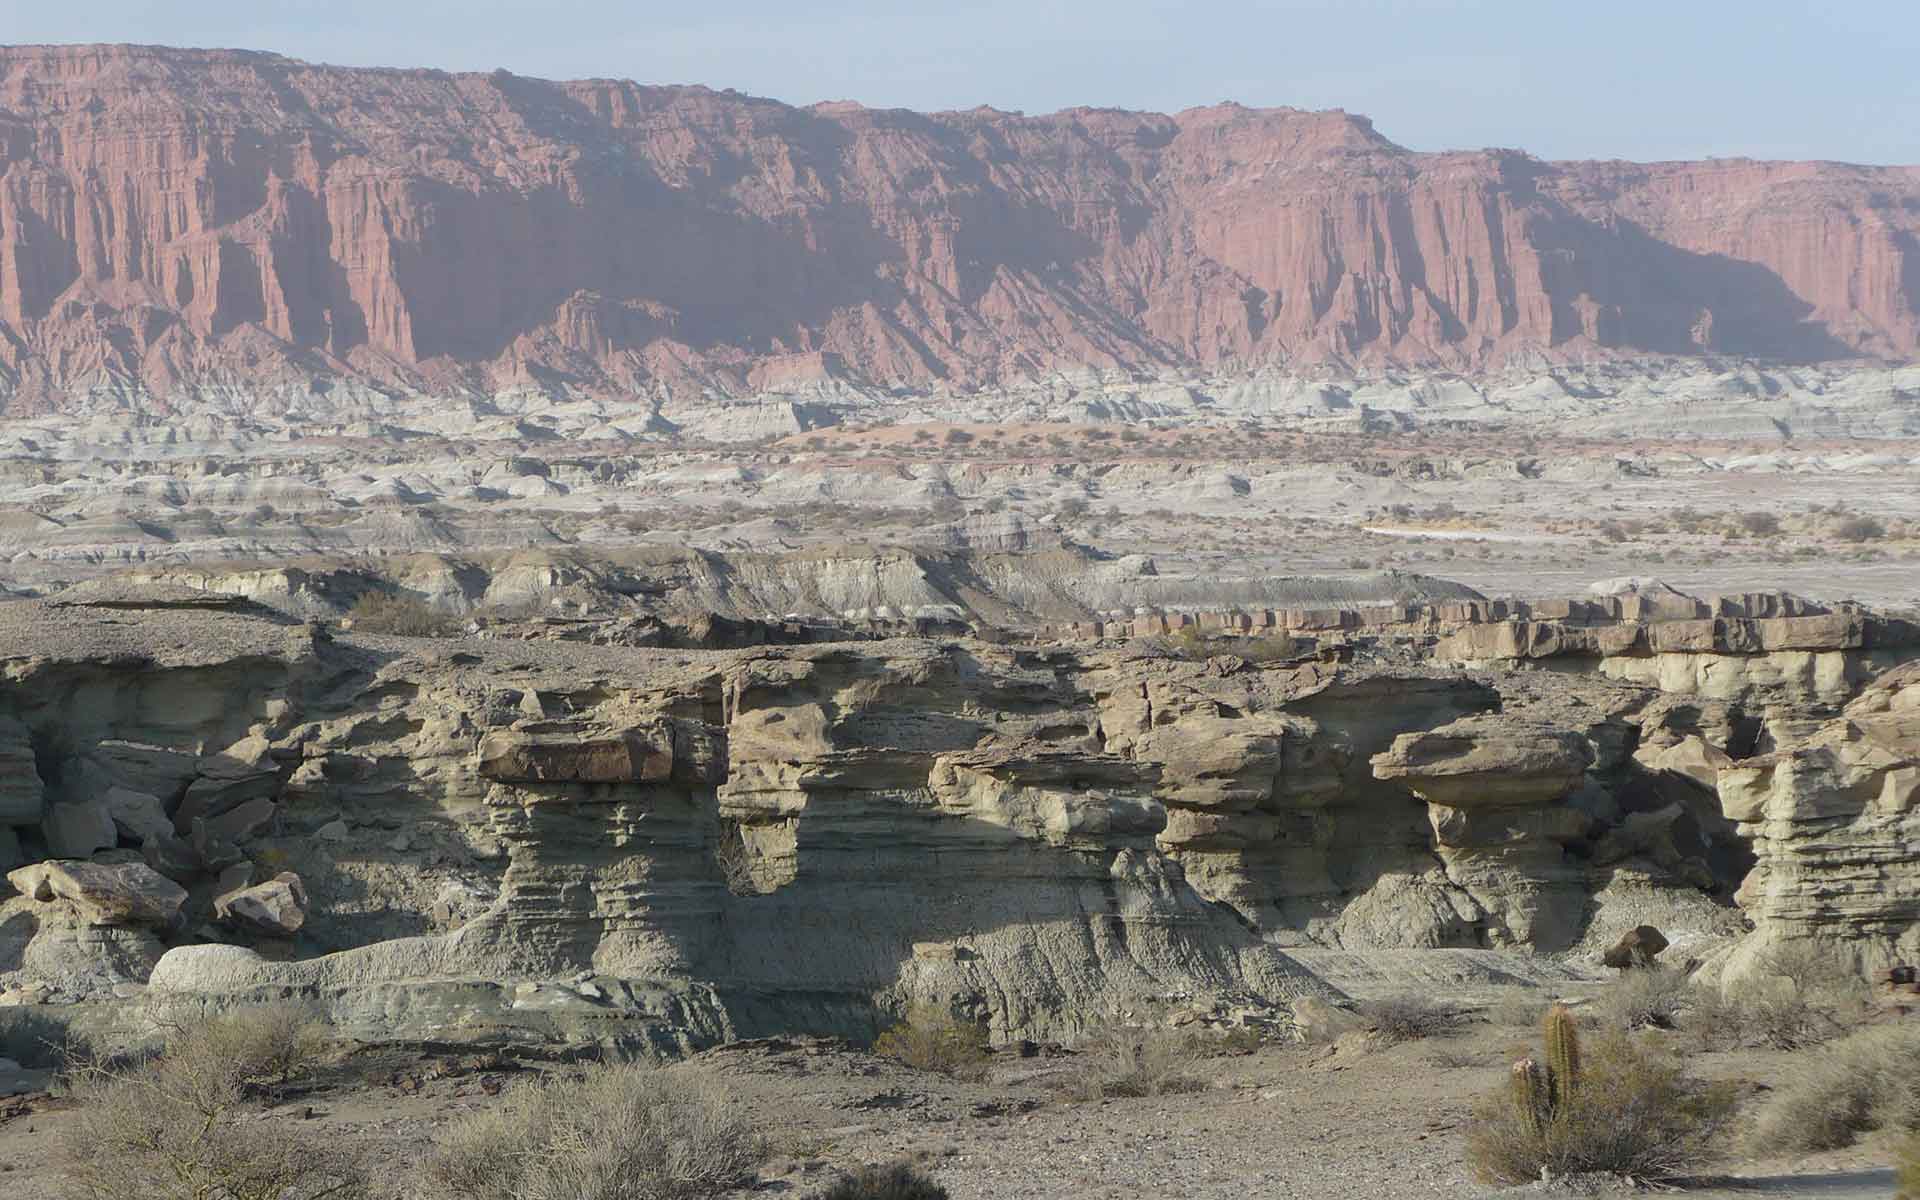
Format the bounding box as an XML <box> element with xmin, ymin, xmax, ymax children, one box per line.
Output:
<box><xmin>2</xmin><ymin>593</ymin><xmax>1909</xmax><ymax>1051</ymax></box>
<box><xmin>1</xmin><ymin>44</ymin><xmax>1916</xmax><ymax>412</ymax></box>
<box><xmin>1716</xmin><ymin>662</ymin><xmax>1920</xmax><ymax>981</ymax></box>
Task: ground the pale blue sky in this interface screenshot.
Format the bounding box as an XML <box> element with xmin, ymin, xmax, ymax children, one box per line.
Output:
<box><xmin>3</xmin><ymin>0</ymin><xmax>1914</xmax><ymax>164</ymax></box>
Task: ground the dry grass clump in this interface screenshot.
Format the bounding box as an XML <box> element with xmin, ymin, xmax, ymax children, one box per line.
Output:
<box><xmin>1060</xmin><ymin>1025</ymin><xmax>1205</xmax><ymax>1101</ymax></box>
<box><xmin>1597</xmin><ymin>967</ymin><xmax>1692</xmax><ymax>1031</ymax></box>
<box><xmin>1746</xmin><ymin>1022</ymin><xmax>1920</xmax><ymax>1154</ymax></box>
<box><xmin>1359</xmin><ymin>994</ymin><xmax>1459</xmax><ymax>1043</ymax></box>
<box><xmin>817</xmin><ymin>1160</ymin><xmax>951</xmax><ymax>1200</ymax></box>
<box><xmin>346</xmin><ymin>590</ymin><xmax>461</xmax><ymax>637</ymax></box>
<box><xmin>870</xmin><ymin>1005</ymin><xmax>990</xmax><ymax>1078</ymax></box>
<box><xmin>59</xmin><ymin>1008</ymin><xmax>358</xmax><ymax>1200</ymax></box>
<box><xmin>415</xmin><ymin>1063</ymin><xmax>764</xmax><ymax>1200</ymax></box>
<box><xmin>1467</xmin><ymin>1005</ymin><xmax>1735</xmax><ymax>1185</ymax></box>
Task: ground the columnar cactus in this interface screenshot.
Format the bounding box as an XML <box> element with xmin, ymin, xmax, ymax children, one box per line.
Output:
<box><xmin>1544</xmin><ymin>1004</ymin><xmax>1581</xmax><ymax>1113</ymax></box>
<box><xmin>1509</xmin><ymin>1004</ymin><xmax>1584</xmax><ymax>1130</ymax></box>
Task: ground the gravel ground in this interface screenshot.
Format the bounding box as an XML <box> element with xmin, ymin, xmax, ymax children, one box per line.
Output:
<box><xmin>2</xmin><ymin>1019</ymin><xmax>1903</xmax><ymax>1199</ymax></box>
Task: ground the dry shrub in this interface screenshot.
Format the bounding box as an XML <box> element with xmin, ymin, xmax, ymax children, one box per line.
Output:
<box><xmin>1688</xmin><ymin>945</ymin><xmax>1871</xmax><ymax>1051</ymax></box>
<box><xmin>1060</xmin><ymin>1025</ymin><xmax>1204</xmax><ymax>1101</ymax></box>
<box><xmin>1899</xmin><ymin>1130</ymin><xmax>1919</xmax><ymax>1200</ymax></box>
<box><xmin>197</xmin><ymin>1001</ymin><xmax>329</xmax><ymax>1084</ymax></box>
<box><xmin>346</xmin><ymin>590</ymin><xmax>460</xmax><ymax>637</ymax></box>
<box><xmin>870</xmin><ymin>1005</ymin><xmax>989</xmax><ymax>1078</ymax></box>
<box><xmin>415</xmin><ymin>1063</ymin><xmax>763</xmax><ymax>1200</ymax></box>
<box><xmin>59</xmin><ymin>1012</ymin><xmax>361</xmax><ymax>1200</ymax></box>
<box><xmin>1488</xmin><ymin>989</ymin><xmax>1553</xmax><ymax>1029</ymax></box>
<box><xmin>818</xmin><ymin>1160</ymin><xmax>950</xmax><ymax>1200</ymax></box>
<box><xmin>1467</xmin><ymin>1030</ymin><xmax>1735</xmax><ymax>1185</ymax></box>
<box><xmin>1598</xmin><ymin>967</ymin><xmax>1692</xmax><ymax>1031</ymax></box>
<box><xmin>1747</xmin><ymin>1022</ymin><xmax>1920</xmax><ymax>1154</ymax></box>
<box><xmin>1359</xmin><ymin>994</ymin><xmax>1459</xmax><ymax>1043</ymax></box>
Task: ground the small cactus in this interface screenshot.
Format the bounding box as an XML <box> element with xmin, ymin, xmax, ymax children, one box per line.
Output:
<box><xmin>1509</xmin><ymin>1057</ymin><xmax>1550</xmax><ymax>1133</ymax></box>
<box><xmin>1544</xmin><ymin>1003</ymin><xmax>1581</xmax><ymax>1113</ymax></box>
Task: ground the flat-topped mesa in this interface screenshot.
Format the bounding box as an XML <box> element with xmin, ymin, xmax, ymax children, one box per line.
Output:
<box><xmin>2</xmin><ymin>44</ymin><xmax>1919</xmax><ymax>412</ymax></box>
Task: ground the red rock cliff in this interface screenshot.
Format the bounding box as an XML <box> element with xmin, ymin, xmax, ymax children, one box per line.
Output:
<box><xmin>1</xmin><ymin>44</ymin><xmax>1916</xmax><ymax>411</ymax></box>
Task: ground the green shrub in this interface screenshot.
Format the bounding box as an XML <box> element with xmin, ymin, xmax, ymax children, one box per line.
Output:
<box><xmin>415</xmin><ymin>1063</ymin><xmax>763</xmax><ymax>1200</ymax></box>
<box><xmin>1060</xmin><ymin>1025</ymin><xmax>1204</xmax><ymax>1100</ymax></box>
<box><xmin>1467</xmin><ymin>1005</ymin><xmax>1735</xmax><ymax>1184</ymax></box>
<box><xmin>817</xmin><ymin>1161</ymin><xmax>950</xmax><ymax>1200</ymax></box>
<box><xmin>346</xmin><ymin>590</ymin><xmax>460</xmax><ymax>637</ymax></box>
<box><xmin>1747</xmin><ymin>1023</ymin><xmax>1920</xmax><ymax>1154</ymax></box>
<box><xmin>870</xmin><ymin>1005</ymin><xmax>989</xmax><ymax>1078</ymax></box>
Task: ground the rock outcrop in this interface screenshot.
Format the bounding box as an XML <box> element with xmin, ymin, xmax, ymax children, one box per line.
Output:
<box><xmin>0</xmin><ymin>590</ymin><xmax>1908</xmax><ymax>1050</ymax></box>
<box><xmin>0</xmin><ymin>44</ymin><xmax>1916</xmax><ymax>414</ymax></box>
<box><xmin>1715</xmin><ymin>661</ymin><xmax>1920</xmax><ymax>981</ymax></box>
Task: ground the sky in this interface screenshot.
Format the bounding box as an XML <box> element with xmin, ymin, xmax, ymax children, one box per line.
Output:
<box><xmin>2</xmin><ymin>0</ymin><xmax>1915</xmax><ymax>164</ymax></box>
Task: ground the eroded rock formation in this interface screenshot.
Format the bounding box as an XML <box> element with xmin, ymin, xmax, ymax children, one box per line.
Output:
<box><xmin>0</xmin><ymin>583</ymin><xmax>1907</xmax><ymax>1051</ymax></box>
<box><xmin>0</xmin><ymin>44</ymin><xmax>1916</xmax><ymax>413</ymax></box>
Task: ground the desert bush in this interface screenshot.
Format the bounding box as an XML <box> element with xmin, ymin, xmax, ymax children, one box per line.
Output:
<box><xmin>870</xmin><ymin>1005</ymin><xmax>989</xmax><ymax>1077</ymax></box>
<box><xmin>1597</xmin><ymin>967</ymin><xmax>1692</xmax><ymax>1031</ymax></box>
<box><xmin>1468</xmin><ymin>1006</ymin><xmax>1735</xmax><ymax>1185</ymax></box>
<box><xmin>1359</xmin><ymin>994</ymin><xmax>1459</xmax><ymax>1043</ymax></box>
<box><xmin>1060</xmin><ymin>1024</ymin><xmax>1205</xmax><ymax>1101</ymax></box>
<box><xmin>1688</xmin><ymin>946</ymin><xmax>1870</xmax><ymax>1051</ymax></box>
<box><xmin>1747</xmin><ymin>1022</ymin><xmax>1920</xmax><ymax>1154</ymax></box>
<box><xmin>1487</xmin><ymin>989</ymin><xmax>1553</xmax><ymax>1028</ymax></box>
<box><xmin>817</xmin><ymin>1160</ymin><xmax>950</xmax><ymax>1200</ymax></box>
<box><xmin>415</xmin><ymin>1063</ymin><xmax>763</xmax><ymax>1200</ymax></box>
<box><xmin>59</xmin><ymin>1016</ymin><xmax>363</xmax><ymax>1200</ymax></box>
<box><xmin>1833</xmin><ymin>514</ymin><xmax>1887</xmax><ymax>543</ymax></box>
<box><xmin>346</xmin><ymin>590</ymin><xmax>460</xmax><ymax>637</ymax></box>
<box><xmin>1899</xmin><ymin>1130</ymin><xmax>1919</xmax><ymax>1200</ymax></box>
<box><xmin>1739</xmin><ymin>511</ymin><xmax>1781</xmax><ymax>536</ymax></box>
<box><xmin>189</xmin><ymin>1002</ymin><xmax>328</xmax><ymax>1085</ymax></box>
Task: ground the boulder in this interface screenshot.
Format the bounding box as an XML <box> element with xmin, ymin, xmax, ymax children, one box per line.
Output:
<box><xmin>201</xmin><ymin>796</ymin><xmax>276</xmax><ymax>844</ymax></box>
<box><xmin>1602</xmin><ymin>925</ymin><xmax>1670</xmax><ymax>970</ymax></box>
<box><xmin>215</xmin><ymin>871</ymin><xmax>309</xmax><ymax>937</ymax></box>
<box><xmin>42</xmin><ymin>798</ymin><xmax>116</xmax><ymax>858</ymax></box>
<box><xmin>477</xmin><ymin>727</ymin><xmax>673</xmax><ymax>784</ymax></box>
<box><xmin>104</xmin><ymin>787</ymin><xmax>172</xmax><ymax>843</ymax></box>
<box><xmin>1370</xmin><ymin>719</ymin><xmax>1593</xmax><ymax>808</ymax></box>
<box><xmin>6</xmin><ymin>860</ymin><xmax>188</xmax><ymax>927</ymax></box>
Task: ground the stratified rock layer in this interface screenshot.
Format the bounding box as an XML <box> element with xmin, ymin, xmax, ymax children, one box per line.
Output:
<box><xmin>0</xmin><ymin>587</ymin><xmax>1905</xmax><ymax>1051</ymax></box>
<box><xmin>0</xmin><ymin>44</ymin><xmax>1916</xmax><ymax>412</ymax></box>
<box><xmin>1716</xmin><ymin>661</ymin><xmax>1920</xmax><ymax>979</ymax></box>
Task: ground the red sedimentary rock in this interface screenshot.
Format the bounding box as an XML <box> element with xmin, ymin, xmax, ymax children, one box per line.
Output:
<box><xmin>1</xmin><ymin>44</ymin><xmax>1916</xmax><ymax>411</ymax></box>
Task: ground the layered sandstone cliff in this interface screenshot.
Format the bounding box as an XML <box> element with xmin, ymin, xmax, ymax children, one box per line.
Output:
<box><xmin>1</xmin><ymin>588</ymin><xmax>1911</xmax><ymax>1051</ymax></box>
<box><xmin>1</xmin><ymin>44</ymin><xmax>1916</xmax><ymax>413</ymax></box>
